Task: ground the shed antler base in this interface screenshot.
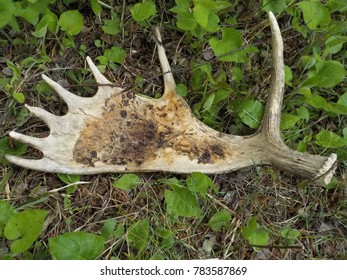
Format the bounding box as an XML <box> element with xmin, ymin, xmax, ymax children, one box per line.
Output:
<box><xmin>7</xmin><ymin>13</ymin><xmax>337</xmax><ymax>184</ymax></box>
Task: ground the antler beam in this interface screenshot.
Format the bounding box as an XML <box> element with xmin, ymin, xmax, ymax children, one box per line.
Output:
<box><xmin>6</xmin><ymin>13</ymin><xmax>337</xmax><ymax>184</ymax></box>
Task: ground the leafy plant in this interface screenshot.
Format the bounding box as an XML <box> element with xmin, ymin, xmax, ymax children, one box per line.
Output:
<box><xmin>112</xmin><ymin>173</ymin><xmax>142</xmax><ymax>190</ymax></box>
<box><xmin>4</xmin><ymin>209</ymin><xmax>48</xmax><ymax>254</ymax></box>
<box><xmin>208</xmin><ymin>209</ymin><xmax>231</xmax><ymax>231</ymax></box>
<box><xmin>241</xmin><ymin>217</ymin><xmax>269</xmax><ymax>249</ymax></box>
<box><xmin>49</xmin><ymin>232</ymin><xmax>105</xmax><ymax>260</ymax></box>
<box><xmin>126</xmin><ymin>218</ymin><xmax>150</xmax><ymax>253</ymax></box>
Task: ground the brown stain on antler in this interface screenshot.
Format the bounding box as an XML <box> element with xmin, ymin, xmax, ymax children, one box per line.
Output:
<box><xmin>72</xmin><ymin>91</ymin><xmax>231</xmax><ymax>167</ymax></box>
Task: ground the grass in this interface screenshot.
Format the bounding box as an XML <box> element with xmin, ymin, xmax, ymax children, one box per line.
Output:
<box><xmin>1</xmin><ymin>0</ymin><xmax>347</xmax><ymax>259</ymax></box>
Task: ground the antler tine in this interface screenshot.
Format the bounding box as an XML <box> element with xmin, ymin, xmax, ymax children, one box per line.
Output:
<box><xmin>25</xmin><ymin>104</ymin><xmax>57</xmax><ymax>128</ymax></box>
<box><xmin>155</xmin><ymin>27</ymin><xmax>176</xmax><ymax>98</ymax></box>
<box><xmin>259</xmin><ymin>11</ymin><xmax>284</xmax><ymax>140</ymax></box>
<box><xmin>41</xmin><ymin>74</ymin><xmax>85</xmax><ymax>111</ymax></box>
<box><xmin>9</xmin><ymin>131</ymin><xmax>47</xmax><ymax>151</ymax></box>
<box><xmin>86</xmin><ymin>56</ymin><xmax>112</xmax><ymax>85</ymax></box>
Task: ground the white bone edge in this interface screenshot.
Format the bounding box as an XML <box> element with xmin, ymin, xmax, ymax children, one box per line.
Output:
<box><xmin>25</xmin><ymin>104</ymin><xmax>57</xmax><ymax>128</ymax></box>
<box><xmin>41</xmin><ymin>74</ymin><xmax>86</xmax><ymax>110</ymax></box>
<box><xmin>86</xmin><ymin>56</ymin><xmax>112</xmax><ymax>85</ymax></box>
<box><xmin>155</xmin><ymin>27</ymin><xmax>176</xmax><ymax>96</ymax></box>
<box><xmin>9</xmin><ymin>131</ymin><xmax>47</xmax><ymax>150</ymax></box>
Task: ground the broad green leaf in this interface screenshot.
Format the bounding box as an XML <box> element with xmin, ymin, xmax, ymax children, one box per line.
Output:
<box><xmin>193</xmin><ymin>2</ymin><xmax>220</xmax><ymax>32</ymax></box>
<box><xmin>280</xmin><ymin>228</ymin><xmax>300</xmax><ymax>240</ymax></box>
<box><xmin>296</xmin><ymin>106</ymin><xmax>310</xmax><ymax>122</ymax></box>
<box><xmin>90</xmin><ymin>0</ymin><xmax>102</xmax><ymax>15</ymax></box>
<box><xmin>0</xmin><ymin>0</ymin><xmax>15</xmax><ymax>28</ymax></box>
<box><xmin>193</xmin><ymin>3</ymin><xmax>210</xmax><ymax>28</ymax></box>
<box><xmin>202</xmin><ymin>94</ymin><xmax>215</xmax><ymax>112</ymax></box>
<box><xmin>241</xmin><ymin>217</ymin><xmax>269</xmax><ymax>247</ymax></box>
<box><xmin>186</xmin><ymin>172</ymin><xmax>216</xmax><ymax>198</ymax></box>
<box><xmin>284</xmin><ymin>65</ymin><xmax>293</xmax><ymax>86</ymax></box>
<box><xmin>280</xmin><ymin>113</ymin><xmax>301</xmax><ymax>130</ymax></box>
<box><xmin>32</xmin><ymin>13</ymin><xmax>58</xmax><ymax>38</ymax></box>
<box><xmin>58</xmin><ymin>174</ymin><xmax>80</xmax><ymax>185</ymax></box>
<box><xmin>126</xmin><ymin>218</ymin><xmax>150</xmax><ymax>252</ymax></box>
<box><xmin>112</xmin><ymin>174</ymin><xmax>141</xmax><ymax>190</ymax></box>
<box><xmin>170</xmin><ymin>1</ymin><xmax>197</xmax><ymax>30</ymax></box>
<box><xmin>156</xmin><ymin>227</ymin><xmax>175</xmax><ymax>249</ymax></box>
<box><xmin>338</xmin><ymin>92</ymin><xmax>347</xmax><ymax>107</ymax></box>
<box><xmin>262</xmin><ymin>0</ymin><xmax>288</xmax><ymax>13</ymax></box>
<box><xmin>102</xmin><ymin>18</ymin><xmax>121</xmax><ymax>35</ymax></box>
<box><xmin>0</xmin><ymin>201</ymin><xmax>16</xmax><ymax>226</ymax></box>
<box><xmin>165</xmin><ymin>184</ymin><xmax>202</xmax><ymax>217</ymax></box>
<box><xmin>57</xmin><ymin>174</ymin><xmax>80</xmax><ymax>194</ymax></box>
<box><xmin>0</xmin><ymin>137</ymin><xmax>28</xmax><ymax>164</ymax></box>
<box><xmin>297</xmin><ymin>1</ymin><xmax>330</xmax><ymax>30</ymax></box>
<box><xmin>324</xmin><ymin>36</ymin><xmax>347</xmax><ymax>55</ymax></box>
<box><xmin>238</xmin><ymin>99</ymin><xmax>264</xmax><ymax>129</ymax></box>
<box><xmin>130</xmin><ymin>0</ymin><xmax>157</xmax><ymax>22</ymax></box>
<box><xmin>305</xmin><ymin>93</ymin><xmax>329</xmax><ymax>110</ymax></box>
<box><xmin>316</xmin><ymin>130</ymin><xmax>347</xmax><ymax>148</ymax></box>
<box><xmin>208</xmin><ymin>209</ymin><xmax>231</xmax><ymax>231</ymax></box>
<box><xmin>12</xmin><ymin>92</ymin><xmax>25</xmax><ymax>103</ymax></box>
<box><xmin>59</xmin><ymin>10</ymin><xmax>84</xmax><ymax>35</ymax></box>
<box><xmin>101</xmin><ymin>219</ymin><xmax>117</xmax><ymax>240</ymax></box>
<box><xmin>177</xmin><ymin>11</ymin><xmax>197</xmax><ymax>30</ymax></box>
<box><xmin>4</xmin><ymin>210</ymin><xmax>48</xmax><ymax>254</ymax></box>
<box><xmin>327</xmin><ymin>0</ymin><xmax>347</xmax><ymax>12</ymax></box>
<box><xmin>176</xmin><ymin>83</ymin><xmax>188</xmax><ymax>97</ymax></box>
<box><xmin>247</xmin><ymin>230</ymin><xmax>269</xmax><ymax>246</ymax></box>
<box><xmin>49</xmin><ymin>232</ymin><xmax>105</xmax><ymax>260</ymax></box>
<box><xmin>100</xmin><ymin>46</ymin><xmax>126</xmax><ymax>65</ymax></box>
<box><xmin>315</xmin><ymin>61</ymin><xmax>345</xmax><ymax>88</ymax></box>
<box><xmin>209</xmin><ymin>28</ymin><xmax>245</xmax><ymax>62</ymax></box>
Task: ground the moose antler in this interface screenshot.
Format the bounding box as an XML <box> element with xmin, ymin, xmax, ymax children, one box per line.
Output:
<box><xmin>7</xmin><ymin>13</ymin><xmax>337</xmax><ymax>184</ymax></box>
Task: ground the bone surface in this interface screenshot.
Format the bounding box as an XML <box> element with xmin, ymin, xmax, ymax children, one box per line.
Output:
<box><xmin>7</xmin><ymin>12</ymin><xmax>337</xmax><ymax>184</ymax></box>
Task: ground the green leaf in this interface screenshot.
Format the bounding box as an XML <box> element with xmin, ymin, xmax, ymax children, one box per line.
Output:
<box><xmin>0</xmin><ymin>137</ymin><xmax>28</xmax><ymax>164</ymax></box>
<box><xmin>126</xmin><ymin>218</ymin><xmax>150</xmax><ymax>252</ymax></box>
<box><xmin>164</xmin><ymin>183</ymin><xmax>202</xmax><ymax>217</ymax></box>
<box><xmin>4</xmin><ymin>209</ymin><xmax>48</xmax><ymax>254</ymax></box>
<box><xmin>297</xmin><ymin>1</ymin><xmax>330</xmax><ymax>29</ymax></box>
<box><xmin>49</xmin><ymin>232</ymin><xmax>105</xmax><ymax>260</ymax></box>
<box><xmin>316</xmin><ymin>130</ymin><xmax>347</xmax><ymax>148</ymax></box>
<box><xmin>186</xmin><ymin>172</ymin><xmax>216</xmax><ymax>198</ymax></box>
<box><xmin>176</xmin><ymin>83</ymin><xmax>188</xmax><ymax>97</ymax></box>
<box><xmin>156</xmin><ymin>227</ymin><xmax>175</xmax><ymax>249</ymax></box>
<box><xmin>208</xmin><ymin>209</ymin><xmax>231</xmax><ymax>231</ymax></box>
<box><xmin>209</xmin><ymin>28</ymin><xmax>245</xmax><ymax>62</ymax></box>
<box><xmin>130</xmin><ymin>0</ymin><xmax>157</xmax><ymax>22</ymax></box>
<box><xmin>284</xmin><ymin>65</ymin><xmax>293</xmax><ymax>86</ymax></box>
<box><xmin>12</xmin><ymin>92</ymin><xmax>25</xmax><ymax>103</ymax></box>
<box><xmin>98</xmin><ymin>46</ymin><xmax>126</xmax><ymax>65</ymax></box>
<box><xmin>241</xmin><ymin>217</ymin><xmax>269</xmax><ymax>247</ymax></box>
<box><xmin>101</xmin><ymin>219</ymin><xmax>117</xmax><ymax>240</ymax></box>
<box><xmin>112</xmin><ymin>174</ymin><xmax>141</xmax><ymax>190</ymax></box>
<box><xmin>0</xmin><ymin>0</ymin><xmax>15</xmax><ymax>28</ymax></box>
<box><xmin>32</xmin><ymin>13</ymin><xmax>58</xmax><ymax>38</ymax></box>
<box><xmin>262</xmin><ymin>0</ymin><xmax>288</xmax><ymax>14</ymax></box>
<box><xmin>102</xmin><ymin>18</ymin><xmax>121</xmax><ymax>35</ymax></box>
<box><xmin>90</xmin><ymin>0</ymin><xmax>102</xmax><ymax>15</ymax></box>
<box><xmin>280</xmin><ymin>228</ymin><xmax>301</xmax><ymax>240</ymax></box>
<box><xmin>193</xmin><ymin>2</ymin><xmax>219</xmax><ymax>32</ymax></box>
<box><xmin>280</xmin><ymin>113</ymin><xmax>301</xmax><ymax>130</ymax></box>
<box><xmin>57</xmin><ymin>174</ymin><xmax>80</xmax><ymax>194</ymax></box>
<box><xmin>315</xmin><ymin>61</ymin><xmax>345</xmax><ymax>88</ymax></box>
<box><xmin>59</xmin><ymin>10</ymin><xmax>84</xmax><ymax>35</ymax></box>
<box><xmin>0</xmin><ymin>201</ymin><xmax>16</xmax><ymax>226</ymax></box>
<box><xmin>238</xmin><ymin>99</ymin><xmax>264</xmax><ymax>129</ymax></box>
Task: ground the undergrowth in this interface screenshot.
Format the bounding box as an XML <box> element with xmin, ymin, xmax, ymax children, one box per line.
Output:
<box><xmin>0</xmin><ymin>0</ymin><xmax>346</xmax><ymax>260</ymax></box>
